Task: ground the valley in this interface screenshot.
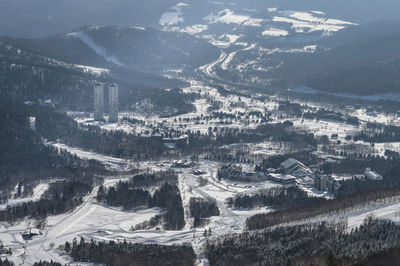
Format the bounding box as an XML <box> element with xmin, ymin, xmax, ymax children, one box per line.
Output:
<box><xmin>1</xmin><ymin>1</ymin><xmax>400</xmax><ymax>265</ymax></box>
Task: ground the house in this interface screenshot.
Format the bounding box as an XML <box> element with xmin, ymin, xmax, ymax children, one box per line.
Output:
<box><xmin>365</xmin><ymin>168</ymin><xmax>383</xmax><ymax>180</ymax></box>
<box><xmin>22</xmin><ymin>228</ymin><xmax>41</xmax><ymax>240</ymax></box>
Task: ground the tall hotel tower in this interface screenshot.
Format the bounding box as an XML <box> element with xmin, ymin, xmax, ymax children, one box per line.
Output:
<box><xmin>108</xmin><ymin>83</ymin><xmax>119</xmax><ymax>122</ymax></box>
<box><xmin>93</xmin><ymin>82</ymin><xmax>104</xmax><ymax>121</ymax></box>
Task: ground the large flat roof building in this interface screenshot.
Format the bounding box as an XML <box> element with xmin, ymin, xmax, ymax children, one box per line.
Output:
<box><xmin>108</xmin><ymin>83</ymin><xmax>119</xmax><ymax>123</ymax></box>
<box><xmin>94</xmin><ymin>82</ymin><xmax>104</xmax><ymax>121</ymax></box>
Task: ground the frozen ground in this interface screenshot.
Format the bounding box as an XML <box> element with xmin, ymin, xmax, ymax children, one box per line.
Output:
<box><xmin>48</xmin><ymin>142</ymin><xmax>132</xmax><ymax>171</ymax></box>
<box><xmin>0</xmin><ymin>155</ymin><xmax>277</xmax><ymax>265</ymax></box>
<box><xmin>0</xmin><ymin>177</ymin><xmax>161</xmax><ymax>265</ymax></box>
<box><xmin>0</xmin><ymin>183</ymin><xmax>50</xmax><ymax>210</ymax></box>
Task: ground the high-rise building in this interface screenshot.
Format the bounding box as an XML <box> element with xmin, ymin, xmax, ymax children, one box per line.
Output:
<box><xmin>94</xmin><ymin>82</ymin><xmax>104</xmax><ymax>121</ymax></box>
<box><xmin>108</xmin><ymin>83</ymin><xmax>119</xmax><ymax>122</ymax></box>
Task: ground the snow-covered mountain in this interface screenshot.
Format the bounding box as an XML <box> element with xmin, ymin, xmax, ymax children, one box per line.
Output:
<box><xmin>1</xmin><ymin>0</ymin><xmax>399</xmax><ymax>38</ymax></box>
<box><xmin>28</xmin><ymin>25</ymin><xmax>220</xmax><ymax>74</ymax></box>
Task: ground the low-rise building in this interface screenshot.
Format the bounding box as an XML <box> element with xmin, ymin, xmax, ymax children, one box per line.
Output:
<box><xmin>268</xmin><ymin>173</ymin><xmax>296</xmax><ymax>185</ymax></box>
<box><xmin>218</xmin><ymin>164</ymin><xmax>266</xmax><ymax>182</ymax></box>
<box><xmin>314</xmin><ymin>173</ymin><xmax>342</xmax><ymax>195</ymax></box>
<box><xmin>172</xmin><ymin>160</ymin><xmax>194</xmax><ymax>168</ymax></box>
<box><xmin>22</xmin><ymin>228</ymin><xmax>41</xmax><ymax>240</ymax></box>
<box><xmin>365</xmin><ymin>168</ymin><xmax>383</xmax><ymax>180</ymax></box>
<box><xmin>299</xmin><ymin>176</ymin><xmax>315</xmax><ymax>188</ymax></box>
<box><xmin>280</xmin><ymin>158</ymin><xmax>313</xmax><ymax>177</ymax></box>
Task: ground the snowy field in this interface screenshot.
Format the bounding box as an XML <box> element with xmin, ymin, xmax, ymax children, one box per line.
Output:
<box><xmin>0</xmin><ymin>183</ymin><xmax>50</xmax><ymax>210</ymax></box>
<box><xmin>0</xmin><ymin>177</ymin><xmax>161</xmax><ymax>265</ymax></box>
<box><xmin>0</xmin><ymin>150</ymin><xmax>278</xmax><ymax>265</ymax></box>
<box><xmin>48</xmin><ymin>142</ymin><xmax>133</xmax><ymax>171</ymax></box>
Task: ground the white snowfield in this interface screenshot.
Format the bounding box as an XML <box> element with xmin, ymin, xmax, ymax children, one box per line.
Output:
<box><xmin>262</xmin><ymin>27</ymin><xmax>289</xmax><ymax>37</ymax></box>
<box><xmin>159</xmin><ymin>3</ymin><xmax>188</xmax><ymax>26</ymax></box>
<box><xmin>0</xmin><ymin>155</ymin><xmax>276</xmax><ymax>265</ymax></box>
<box><xmin>273</xmin><ymin>10</ymin><xmax>356</xmax><ymax>34</ymax></box>
<box><xmin>0</xmin><ymin>177</ymin><xmax>162</xmax><ymax>265</ymax></box>
<box><xmin>204</xmin><ymin>9</ymin><xmax>263</xmax><ymax>27</ymax></box>
<box><xmin>0</xmin><ymin>183</ymin><xmax>49</xmax><ymax>210</ymax></box>
<box><xmin>48</xmin><ymin>142</ymin><xmax>132</xmax><ymax>171</ymax></box>
<box><xmin>74</xmin><ymin>64</ymin><xmax>110</xmax><ymax>76</ymax></box>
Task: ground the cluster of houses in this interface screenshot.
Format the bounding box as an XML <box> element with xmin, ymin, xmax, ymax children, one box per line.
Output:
<box><xmin>218</xmin><ymin>158</ymin><xmax>383</xmax><ymax>196</ymax></box>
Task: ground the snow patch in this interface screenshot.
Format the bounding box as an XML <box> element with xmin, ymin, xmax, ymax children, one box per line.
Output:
<box><xmin>74</xmin><ymin>64</ymin><xmax>110</xmax><ymax>75</ymax></box>
<box><xmin>303</xmin><ymin>44</ymin><xmax>317</xmax><ymax>52</ymax></box>
<box><xmin>159</xmin><ymin>3</ymin><xmax>188</xmax><ymax>26</ymax></box>
<box><xmin>179</xmin><ymin>24</ymin><xmax>208</xmax><ymax>35</ymax></box>
<box><xmin>273</xmin><ymin>11</ymin><xmax>355</xmax><ymax>33</ymax></box>
<box><xmin>203</xmin><ymin>34</ymin><xmax>242</xmax><ymax>48</ymax></box>
<box><xmin>262</xmin><ymin>27</ymin><xmax>289</xmax><ymax>37</ymax></box>
<box><xmin>311</xmin><ymin>10</ymin><xmax>326</xmax><ymax>16</ymax></box>
<box><xmin>204</xmin><ymin>9</ymin><xmax>263</xmax><ymax>27</ymax></box>
<box><xmin>130</xmin><ymin>26</ymin><xmax>146</xmax><ymax>31</ymax></box>
<box><xmin>0</xmin><ymin>183</ymin><xmax>49</xmax><ymax>210</ymax></box>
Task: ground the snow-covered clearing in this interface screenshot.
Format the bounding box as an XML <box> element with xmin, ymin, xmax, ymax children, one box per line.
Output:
<box><xmin>74</xmin><ymin>64</ymin><xmax>110</xmax><ymax>76</ymax></box>
<box><xmin>0</xmin><ymin>157</ymin><xmax>278</xmax><ymax>265</ymax></box>
<box><xmin>0</xmin><ymin>177</ymin><xmax>161</xmax><ymax>265</ymax></box>
<box><xmin>273</xmin><ymin>11</ymin><xmax>355</xmax><ymax>33</ymax></box>
<box><xmin>48</xmin><ymin>142</ymin><xmax>132</xmax><ymax>171</ymax></box>
<box><xmin>291</xmin><ymin>117</ymin><xmax>360</xmax><ymax>141</ymax></box>
<box><xmin>262</xmin><ymin>27</ymin><xmax>289</xmax><ymax>37</ymax></box>
<box><xmin>203</xmin><ymin>34</ymin><xmax>242</xmax><ymax>48</ymax></box>
<box><xmin>179</xmin><ymin>24</ymin><xmax>208</xmax><ymax>35</ymax></box>
<box><xmin>159</xmin><ymin>3</ymin><xmax>188</xmax><ymax>26</ymax></box>
<box><xmin>0</xmin><ymin>183</ymin><xmax>50</xmax><ymax>210</ymax></box>
<box><xmin>204</xmin><ymin>9</ymin><xmax>263</xmax><ymax>27</ymax></box>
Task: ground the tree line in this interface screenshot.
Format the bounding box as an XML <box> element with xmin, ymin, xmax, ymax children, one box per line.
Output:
<box><xmin>0</xmin><ymin>179</ymin><xmax>94</xmax><ymax>223</ymax></box>
<box><xmin>63</xmin><ymin>237</ymin><xmax>195</xmax><ymax>266</ymax></box>
<box><xmin>246</xmin><ymin>185</ymin><xmax>400</xmax><ymax>230</ymax></box>
<box><xmin>97</xmin><ymin>172</ymin><xmax>184</xmax><ymax>230</ymax></box>
<box><xmin>207</xmin><ymin>218</ymin><xmax>400</xmax><ymax>266</ymax></box>
<box><xmin>231</xmin><ymin>186</ymin><xmax>326</xmax><ymax>210</ymax></box>
<box><xmin>189</xmin><ymin>197</ymin><xmax>219</xmax><ymax>227</ymax></box>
